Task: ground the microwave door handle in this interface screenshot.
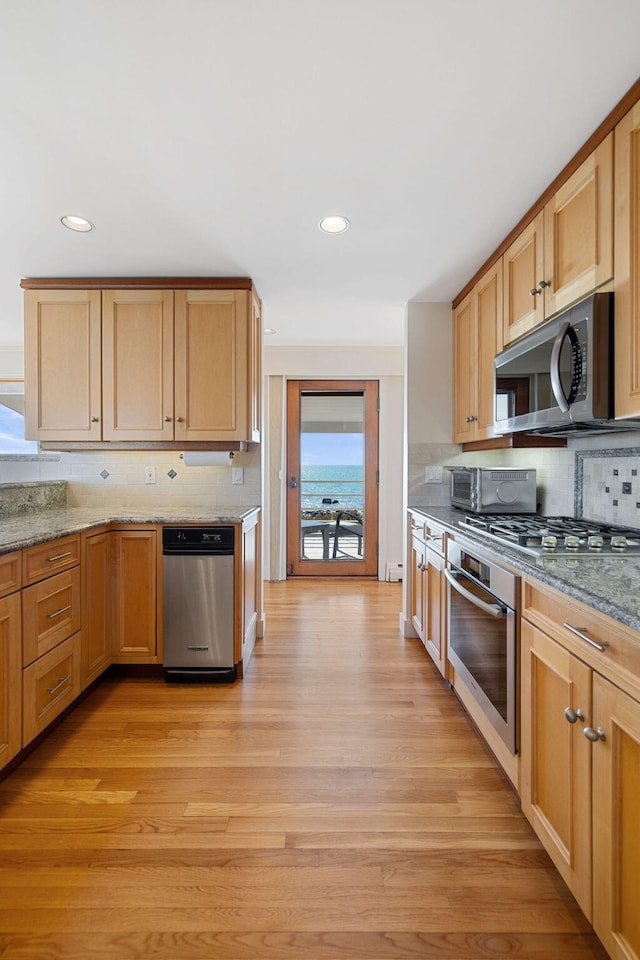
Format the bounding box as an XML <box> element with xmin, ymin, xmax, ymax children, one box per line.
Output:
<box><xmin>444</xmin><ymin>568</ymin><xmax>505</xmax><ymax>618</ymax></box>
<box><xmin>550</xmin><ymin>320</ymin><xmax>571</xmax><ymax>413</ymax></box>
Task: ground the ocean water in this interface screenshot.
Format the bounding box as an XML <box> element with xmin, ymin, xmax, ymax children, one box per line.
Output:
<box><xmin>300</xmin><ymin>464</ymin><xmax>363</xmax><ymax>512</ymax></box>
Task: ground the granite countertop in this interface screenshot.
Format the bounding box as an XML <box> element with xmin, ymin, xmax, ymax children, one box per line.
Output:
<box><xmin>409</xmin><ymin>504</ymin><xmax>640</xmax><ymax>633</ymax></box>
<box><xmin>0</xmin><ymin>506</ymin><xmax>261</xmax><ymax>554</ymax></box>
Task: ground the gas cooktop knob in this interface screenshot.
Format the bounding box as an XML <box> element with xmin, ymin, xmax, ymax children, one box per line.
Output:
<box><xmin>587</xmin><ymin>535</ymin><xmax>604</xmax><ymax>550</ymax></box>
<box><xmin>541</xmin><ymin>535</ymin><xmax>557</xmax><ymax>549</ymax></box>
<box><xmin>611</xmin><ymin>536</ymin><xmax>627</xmax><ymax>550</ymax></box>
<box><xmin>564</xmin><ymin>535</ymin><xmax>581</xmax><ymax>549</ymax></box>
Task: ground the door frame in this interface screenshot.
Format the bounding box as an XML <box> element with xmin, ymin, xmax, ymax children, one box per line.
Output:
<box><xmin>286</xmin><ymin>379</ymin><xmax>379</xmax><ymax>577</ymax></box>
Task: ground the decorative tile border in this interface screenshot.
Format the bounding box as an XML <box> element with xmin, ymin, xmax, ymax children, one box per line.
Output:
<box><xmin>575</xmin><ymin>447</ymin><xmax>640</xmax><ymax>522</ymax></box>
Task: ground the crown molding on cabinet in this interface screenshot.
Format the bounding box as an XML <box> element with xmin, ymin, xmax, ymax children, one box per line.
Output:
<box><xmin>20</xmin><ymin>277</ymin><xmax>255</xmax><ymax>291</ymax></box>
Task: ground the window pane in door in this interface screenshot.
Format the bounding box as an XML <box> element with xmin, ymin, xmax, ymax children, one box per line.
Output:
<box><xmin>299</xmin><ymin>393</ymin><xmax>364</xmax><ymax>562</ymax></box>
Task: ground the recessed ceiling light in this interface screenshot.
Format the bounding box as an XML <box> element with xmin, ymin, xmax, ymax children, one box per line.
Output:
<box><xmin>319</xmin><ymin>215</ymin><xmax>350</xmax><ymax>234</ymax></box>
<box><xmin>263</xmin><ymin>328</ymin><xmax>277</xmax><ymax>335</ymax></box>
<box><xmin>61</xmin><ymin>215</ymin><xmax>94</xmax><ymax>233</ymax></box>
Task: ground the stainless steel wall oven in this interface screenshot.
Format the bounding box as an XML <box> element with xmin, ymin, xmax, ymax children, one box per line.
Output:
<box><xmin>445</xmin><ymin>535</ymin><xmax>519</xmax><ymax>754</ymax></box>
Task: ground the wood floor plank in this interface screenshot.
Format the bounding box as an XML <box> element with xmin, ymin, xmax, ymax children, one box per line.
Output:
<box><xmin>0</xmin><ymin>579</ymin><xmax>609</xmax><ymax>959</ymax></box>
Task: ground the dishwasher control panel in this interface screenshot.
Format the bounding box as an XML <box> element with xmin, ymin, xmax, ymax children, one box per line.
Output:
<box><xmin>162</xmin><ymin>525</ymin><xmax>234</xmax><ymax>554</ymax></box>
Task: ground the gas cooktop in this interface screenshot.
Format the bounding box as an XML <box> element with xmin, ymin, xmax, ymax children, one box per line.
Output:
<box><xmin>457</xmin><ymin>514</ymin><xmax>640</xmax><ymax>558</ymax></box>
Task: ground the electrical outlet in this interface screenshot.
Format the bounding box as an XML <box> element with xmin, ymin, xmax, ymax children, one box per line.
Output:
<box><xmin>232</xmin><ymin>467</ymin><xmax>244</xmax><ymax>485</ymax></box>
<box><xmin>144</xmin><ymin>466</ymin><xmax>156</xmax><ymax>484</ymax></box>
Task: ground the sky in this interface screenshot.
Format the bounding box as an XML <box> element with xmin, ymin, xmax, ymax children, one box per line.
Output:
<box><xmin>300</xmin><ymin>432</ymin><xmax>363</xmax><ymax>466</ymax></box>
<box><xmin>0</xmin><ymin>405</ymin><xmax>38</xmax><ymax>454</ymax></box>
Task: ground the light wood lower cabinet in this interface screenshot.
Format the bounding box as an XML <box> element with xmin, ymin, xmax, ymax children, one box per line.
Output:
<box><xmin>21</xmin><ymin>567</ymin><xmax>81</xmax><ymax>666</ymax></box>
<box><xmin>592</xmin><ymin>673</ymin><xmax>640</xmax><ymax>960</ymax></box>
<box><xmin>111</xmin><ymin>529</ymin><xmax>157</xmax><ymax>661</ymax></box>
<box><xmin>521</xmin><ymin>578</ymin><xmax>640</xmax><ymax>960</ymax></box>
<box><xmin>22</xmin><ymin>632</ymin><xmax>81</xmax><ymax>745</ymax></box>
<box><xmin>407</xmin><ymin>512</ymin><xmax>447</xmax><ymax>677</ymax></box>
<box><xmin>0</xmin><ymin>592</ymin><xmax>22</xmax><ymax>768</ymax></box>
<box><xmin>239</xmin><ymin>512</ymin><xmax>260</xmax><ymax>670</ymax></box>
<box><xmin>82</xmin><ymin>530</ymin><xmax>112</xmax><ymax>686</ymax></box>
<box><xmin>520</xmin><ymin>618</ymin><xmax>593</xmax><ymax>918</ymax></box>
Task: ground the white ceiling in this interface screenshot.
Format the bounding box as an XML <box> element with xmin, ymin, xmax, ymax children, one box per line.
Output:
<box><xmin>2</xmin><ymin>0</ymin><xmax>640</xmax><ymax>348</ymax></box>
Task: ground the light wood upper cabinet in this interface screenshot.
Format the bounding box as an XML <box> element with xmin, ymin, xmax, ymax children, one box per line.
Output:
<box><xmin>102</xmin><ymin>290</ymin><xmax>175</xmax><ymax>441</ymax></box>
<box><xmin>502</xmin><ymin>136</ymin><xmax>613</xmax><ymax>347</ymax></box>
<box><xmin>24</xmin><ymin>289</ymin><xmax>102</xmax><ymax>440</ymax></box>
<box><xmin>174</xmin><ymin>290</ymin><xmax>250</xmax><ymax>442</ymax></box>
<box><xmin>23</xmin><ymin>280</ymin><xmax>262</xmax><ymax>445</ymax></box>
<box><xmin>543</xmin><ymin>134</ymin><xmax>613</xmax><ymax>317</ymax></box>
<box><xmin>502</xmin><ymin>212</ymin><xmax>545</xmax><ymax>345</ymax></box>
<box><xmin>614</xmin><ymin>100</ymin><xmax>640</xmax><ymax>419</ymax></box>
<box><xmin>453</xmin><ymin>261</ymin><xmax>501</xmax><ymax>443</ymax></box>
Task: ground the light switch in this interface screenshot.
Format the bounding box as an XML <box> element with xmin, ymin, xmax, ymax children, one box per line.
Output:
<box><xmin>144</xmin><ymin>466</ymin><xmax>156</xmax><ymax>484</ymax></box>
<box><xmin>232</xmin><ymin>467</ymin><xmax>244</xmax><ymax>485</ymax></box>
<box><xmin>424</xmin><ymin>466</ymin><xmax>443</xmax><ymax>483</ymax></box>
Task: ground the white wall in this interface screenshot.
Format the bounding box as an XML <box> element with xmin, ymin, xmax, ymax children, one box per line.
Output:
<box><xmin>263</xmin><ymin>344</ymin><xmax>405</xmax><ymax>581</ymax></box>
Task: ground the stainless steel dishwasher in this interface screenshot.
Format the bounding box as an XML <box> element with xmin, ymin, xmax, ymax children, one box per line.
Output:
<box><xmin>162</xmin><ymin>526</ymin><xmax>235</xmax><ymax>682</ymax></box>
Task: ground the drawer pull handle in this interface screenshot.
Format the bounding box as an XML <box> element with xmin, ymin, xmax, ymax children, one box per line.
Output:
<box><xmin>47</xmin><ymin>551</ymin><xmax>73</xmax><ymax>563</ymax></box>
<box><xmin>563</xmin><ymin>622</ymin><xmax>609</xmax><ymax>652</ymax></box>
<box><xmin>47</xmin><ymin>674</ymin><xmax>71</xmax><ymax>696</ymax></box>
<box><xmin>47</xmin><ymin>604</ymin><xmax>72</xmax><ymax>620</ymax></box>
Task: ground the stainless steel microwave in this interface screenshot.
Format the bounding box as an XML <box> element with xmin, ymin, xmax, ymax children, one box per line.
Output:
<box><xmin>447</xmin><ymin>466</ymin><xmax>537</xmax><ymax>514</ymax></box>
<box><xmin>493</xmin><ymin>292</ymin><xmax>640</xmax><ymax>436</ymax></box>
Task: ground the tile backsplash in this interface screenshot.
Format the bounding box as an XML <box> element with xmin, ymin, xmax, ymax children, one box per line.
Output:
<box><xmin>0</xmin><ymin>449</ymin><xmax>260</xmax><ymax>510</ymax></box>
<box><xmin>577</xmin><ymin>447</ymin><xmax>640</xmax><ymax>525</ymax></box>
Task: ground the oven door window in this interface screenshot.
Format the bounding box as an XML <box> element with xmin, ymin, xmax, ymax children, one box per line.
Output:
<box><xmin>447</xmin><ymin>568</ymin><xmax>515</xmax><ymax>737</ymax></box>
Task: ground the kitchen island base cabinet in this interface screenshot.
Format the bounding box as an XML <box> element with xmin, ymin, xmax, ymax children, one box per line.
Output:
<box><xmin>0</xmin><ymin>592</ymin><xmax>22</xmax><ymax>768</ymax></box>
<box><xmin>406</xmin><ymin>512</ymin><xmax>447</xmax><ymax>678</ymax></box>
<box><xmin>111</xmin><ymin>530</ymin><xmax>157</xmax><ymax>662</ymax></box>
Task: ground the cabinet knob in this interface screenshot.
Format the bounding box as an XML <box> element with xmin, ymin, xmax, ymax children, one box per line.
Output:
<box><xmin>564</xmin><ymin>707</ymin><xmax>584</xmax><ymax>724</ymax></box>
<box><xmin>538</xmin><ymin>279</ymin><xmax>551</xmax><ymax>289</ymax></box>
<box><xmin>176</xmin><ymin>416</ymin><xmax>184</xmax><ymax>422</ymax></box>
<box><xmin>91</xmin><ymin>416</ymin><xmax>99</xmax><ymax>422</ymax></box>
<box><xmin>529</xmin><ymin>287</ymin><xmax>541</xmax><ymax>297</ymax></box>
<box><xmin>583</xmin><ymin>726</ymin><xmax>606</xmax><ymax>742</ymax></box>
<box><xmin>164</xmin><ymin>416</ymin><xmax>171</xmax><ymax>422</ymax></box>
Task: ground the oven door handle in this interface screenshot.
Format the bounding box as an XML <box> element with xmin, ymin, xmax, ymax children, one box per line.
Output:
<box><xmin>444</xmin><ymin>568</ymin><xmax>506</xmax><ymax>618</ymax></box>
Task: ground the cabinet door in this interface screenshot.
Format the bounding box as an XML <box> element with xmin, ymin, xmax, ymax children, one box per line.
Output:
<box><xmin>502</xmin><ymin>212</ymin><xmax>545</xmax><ymax>345</ymax></box>
<box><xmin>409</xmin><ymin>533</ymin><xmax>426</xmax><ymax>641</ymax></box>
<box><xmin>174</xmin><ymin>290</ymin><xmax>249</xmax><ymax>441</ymax></box>
<box><xmin>102</xmin><ymin>290</ymin><xmax>174</xmax><ymax>440</ymax></box>
<box><xmin>474</xmin><ymin>260</ymin><xmax>502</xmax><ymax>440</ymax></box>
<box><xmin>592</xmin><ymin>673</ymin><xmax>640</xmax><ymax>960</ymax></box>
<box><xmin>112</xmin><ymin>530</ymin><xmax>157</xmax><ymax>660</ymax></box>
<box><xmin>424</xmin><ymin>546</ymin><xmax>446</xmax><ymax>677</ymax></box>
<box><xmin>520</xmin><ymin>620</ymin><xmax>593</xmax><ymax>918</ymax></box>
<box><xmin>543</xmin><ymin>134</ymin><xmax>613</xmax><ymax>318</ymax></box>
<box><xmin>24</xmin><ymin>289</ymin><xmax>102</xmax><ymax>440</ymax></box>
<box><xmin>82</xmin><ymin>531</ymin><xmax>112</xmax><ymax>686</ymax></box>
<box><xmin>241</xmin><ymin>518</ymin><xmax>258</xmax><ymax>668</ymax></box>
<box><xmin>249</xmin><ymin>292</ymin><xmax>262</xmax><ymax>443</ymax></box>
<box><xmin>452</xmin><ymin>293</ymin><xmax>476</xmax><ymax>443</ymax></box>
<box><xmin>614</xmin><ymin>100</ymin><xmax>640</xmax><ymax>420</ymax></box>
<box><xmin>0</xmin><ymin>592</ymin><xmax>21</xmax><ymax>769</ymax></box>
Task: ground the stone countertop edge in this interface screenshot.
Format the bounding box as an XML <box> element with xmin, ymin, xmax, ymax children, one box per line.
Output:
<box><xmin>0</xmin><ymin>506</ymin><xmax>261</xmax><ymax>554</ymax></box>
<box><xmin>409</xmin><ymin>504</ymin><xmax>640</xmax><ymax>634</ymax></box>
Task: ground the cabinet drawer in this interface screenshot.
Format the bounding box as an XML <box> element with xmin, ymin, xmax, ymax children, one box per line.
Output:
<box><xmin>22</xmin><ymin>567</ymin><xmax>81</xmax><ymax>666</ymax></box>
<box><xmin>522</xmin><ymin>578</ymin><xmax>640</xmax><ymax>700</ymax></box>
<box><xmin>22</xmin><ymin>632</ymin><xmax>81</xmax><ymax>746</ymax></box>
<box><xmin>0</xmin><ymin>550</ymin><xmax>21</xmax><ymax>598</ymax></box>
<box><xmin>23</xmin><ymin>534</ymin><xmax>81</xmax><ymax>586</ymax></box>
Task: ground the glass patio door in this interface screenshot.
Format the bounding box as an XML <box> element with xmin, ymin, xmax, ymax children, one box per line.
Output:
<box><xmin>286</xmin><ymin>380</ymin><xmax>379</xmax><ymax>576</ymax></box>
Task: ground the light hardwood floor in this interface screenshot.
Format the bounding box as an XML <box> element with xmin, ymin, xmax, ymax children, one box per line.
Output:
<box><xmin>0</xmin><ymin>578</ymin><xmax>608</xmax><ymax>959</ymax></box>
